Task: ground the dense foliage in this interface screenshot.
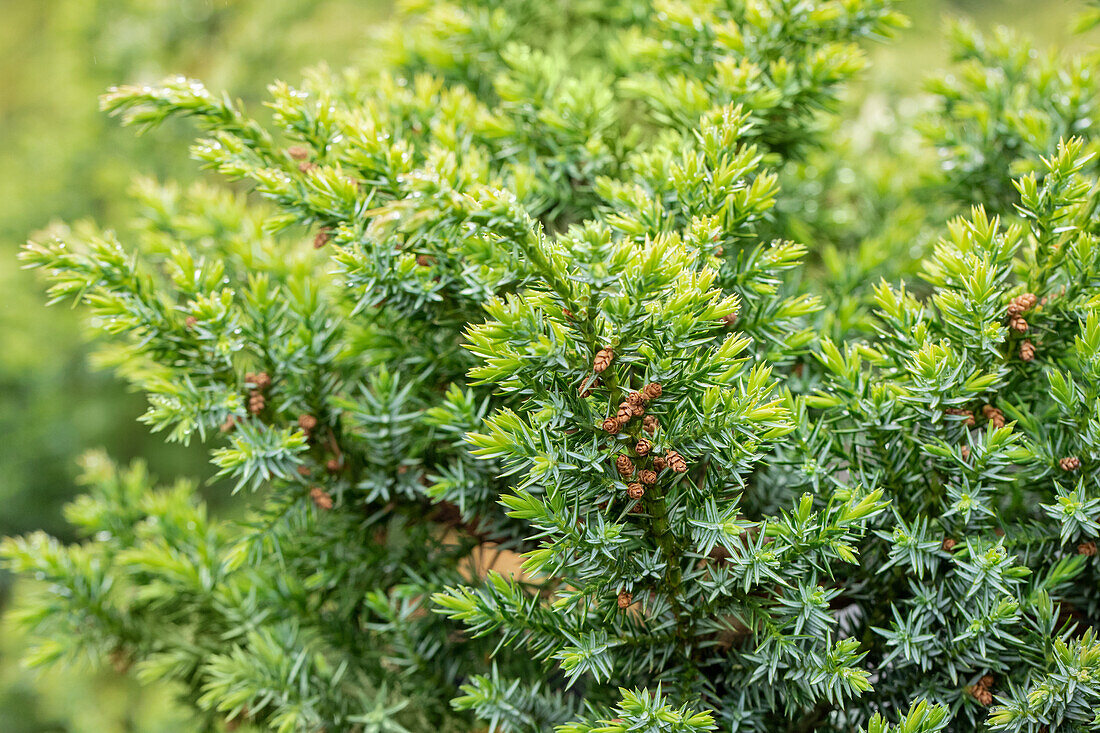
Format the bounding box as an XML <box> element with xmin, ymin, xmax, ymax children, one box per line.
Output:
<box><xmin>0</xmin><ymin>2</ymin><xmax>384</xmax><ymax>730</ymax></box>
<box><xmin>5</xmin><ymin>1</ymin><xmax>1100</xmax><ymax>731</ymax></box>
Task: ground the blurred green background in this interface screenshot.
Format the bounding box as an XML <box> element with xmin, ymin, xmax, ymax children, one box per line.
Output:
<box><xmin>0</xmin><ymin>0</ymin><xmax>1086</xmax><ymax>730</ymax></box>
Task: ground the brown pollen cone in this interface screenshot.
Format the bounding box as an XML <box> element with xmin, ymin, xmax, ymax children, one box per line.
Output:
<box><xmin>593</xmin><ymin>347</ymin><xmax>614</xmax><ymax>373</ymax></box>
<box><xmin>1060</xmin><ymin>456</ymin><xmax>1081</xmax><ymax>472</ymax></box>
<box><xmin>1007</xmin><ymin>292</ymin><xmax>1037</xmax><ymax>316</ymax></box>
<box><xmin>615</xmin><ymin>454</ymin><xmax>635</xmax><ymax>477</ymax></box>
<box><xmin>969</xmin><ymin>684</ymin><xmax>993</xmax><ymax>707</ymax></box>
<box><xmin>665</xmin><ymin>450</ymin><xmax>687</xmax><ymax>473</ymax></box>
<box><xmin>981</xmin><ymin>405</ymin><xmax>1005</xmax><ymax>429</ymax></box>
<box><xmin>310</xmin><ymin>486</ymin><xmax>333</xmax><ymax>510</ymax></box>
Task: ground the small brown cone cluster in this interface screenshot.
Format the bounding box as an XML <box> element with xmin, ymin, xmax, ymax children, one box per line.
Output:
<box><xmin>606</xmin><ymin>382</ymin><xmax>663</xmax><ymax>433</ymax></box>
<box><xmin>597</xmin><ymin>381</ymin><xmax>680</xmax><ymax>504</ymax></box>
<box><xmin>1019</xmin><ymin>340</ymin><xmax>1035</xmax><ymax>362</ymax></box>
<box><xmin>615</xmin><ymin>454</ymin><xmax>635</xmax><ymax>478</ymax></box>
<box><xmin>593</xmin><ymin>347</ymin><xmax>614</xmax><ymax>374</ymax></box>
<box><xmin>220</xmin><ymin>415</ymin><xmax>238</xmax><ymax>433</ymax></box>
<box><xmin>325</xmin><ymin>457</ymin><xmax>342</xmax><ymax>474</ymax></box>
<box><xmin>245</xmin><ymin>371</ymin><xmax>271</xmax><ymax>415</ymax></box>
<box><xmin>287</xmin><ymin>145</ymin><xmax>310</xmax><ymax>161</ymax></box>
<box><xmin>313</xmin><ymin>227</ymin><xmax>331</xmax><ymax>249</ymax></box>
<box><xmin>1007</xmin><ymin>293</ymin><xmax>1036</xmax><ymax>334</ymax></box>
<box><xmin>185</xmin><ymin>315</ymin><xmax>198</xmax><ymax>329</ymax></box>
<box><xmin>945</xmin><ymin>408</ymin><xmax>976</xmax><ymax>427</ymax></box>
<box><xmin>617</xmin><ymin>590</ymin><xmax>633</xmax><ymax>609</ymax></box>
<box><xmin>1060</xmin><ymin>456</ymin><xmax>1081</xmax><ymax>472</ymax></box>
<box><xmin>1006</xmin><ymin>293</ymin><xmax>1037</xmax><ymax>317</ymax></box>
<box><xmin>969</xmin><ymin>675</ymin><xmax>994</xmax><ymax>707</ymax></box>
<box><xmin>982</xmin><ymin>405</ymin><xmax>1005</xmax><ymax>429</ymax></box>
<box><xmin>960</xmin><ymin>445</ymin><xmax>971</xmax><ymax>461</ymax></box>
<box><xmin>721</xmin><ymin>312</ymin><xmax>737</xmax><ymax>326</ymax></box>
<box><xmin>1078</xmin><ymin>541</ymin><xmax>1097</xmax><ymax>557</ymax></box>
<box><xmin>665</xmin><ymin>450</ymin><xmax>687</xmax><ymax>473</ymax></box>
<box><xmin>310</xmin><ymin>486</ymin><xmax>333</xmax><ymax>510</ymax></box>
<box><xmin>942</xmin><ymin>537</ymin><xmax>957</xmax><ymax>552</ymax></box>
<box><xmin>298</xmin><ymin>414</ymin><xmax>318</xmax><ymax>437</ymax></box>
